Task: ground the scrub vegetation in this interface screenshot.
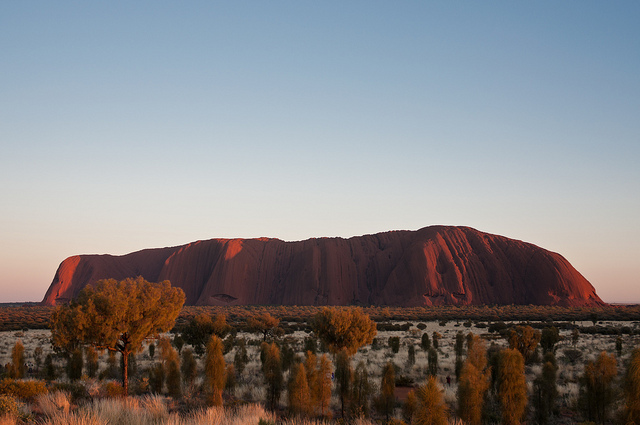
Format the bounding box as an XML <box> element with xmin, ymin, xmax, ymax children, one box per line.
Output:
<box><xmin>1</xmin><ymin>286</ymin><xmax>640</xmax><ymax>424</ymax></box>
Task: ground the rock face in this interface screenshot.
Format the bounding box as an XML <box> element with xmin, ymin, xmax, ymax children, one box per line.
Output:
<box><xmin>42</xmin><ymin>226</ymin><xmax>603</xmax><ymax>307</ymax></box>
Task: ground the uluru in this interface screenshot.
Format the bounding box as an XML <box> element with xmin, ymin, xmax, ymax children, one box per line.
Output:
<box><xmin>42</xmin><ymin>226</ymin><xmax>603</xmax><ymax>307</ymax></box>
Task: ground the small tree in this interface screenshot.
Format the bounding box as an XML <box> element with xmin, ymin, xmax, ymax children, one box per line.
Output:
<box><xmin>159</xmin><ymin>337</ymin><xmax>181</xmax><ymax>398</ymax></box>
<box><xmin>455</xmin><ymin>331</ymin><xmax>465</xmax><ymax>358</ymax></box>
<box><xmin>540</xmin><ymin>326</ymin><xmax>560</xmax><ymax>354</ymax></box>
<box><xmin>262</xmin><ymin>342</ymin><xmax>283</xmax><ymax>411</ymax></box>
<box><xmin>413</xmin><ymin>376</ymin><xmax>448</xmax><ymax>425</ymax></box>
<box><xmin>44</xmin><ymin>353</ymin><xmax>56</xmax><ymax>381</ymax></box>
<box><xmin>352</xmin><ymin>360</ymin><xmax>372</xmax><ymax>417</ymax></box>
<box><xmin>407</xmin><ymin>344</ymin><xmax>416</xmax><ymax>368</ymax></box>
<box><xmin>403</xmin><ymin>389</ymin><xmax>417</xmax><ymax>422</ymax></box>
<box><xmin>182</xmin><ymin>313</ymin><xmax>231</xmax><ymax>355</ymax></box>
<box><xmin>421</xmin><ymin>333</ymin><xmax>431</xmax><ymax>351</ymax></box>
<box><xmin>507</xmin><ymin>325</ymin><xmax>541</xmax><ymax>363</ymax></box>
<box><xmin>457</xmin><ymin>335</ymin><xmax>490</xmax><ymax>425</ymax></box>
<box><xmin>498</xmin><ymin>348</ymin><xmax>527</xmax><ymax>425</ymax></box>
<box><xmin>377</xmin><ymin>361</ymin><xmax>395</xmax><ymax>422</ymax></box>
<box><xmin>428</xmin><ymin>347</ymin><xmax>438</xmax><ymax>376</ymax></box>
<box><xmin>580</xmin><ymin>351</ymin><xmax>617</xmax><ymax>424</ymax></box>
<box><xmin>288</xmin><ymin>362</ymin><xmax>311</xmax><ymax>417</ymax></box>
<box><xmin>204</xmin><ymin>335</ymin><xmax>226</xmax><ymax>406</ymax></box>
<box><xmin>432</xmin><ymin>332</ymin><xmax>441</xmax><ymax>350</ymax></box>
<box><xmin>624</xmin><ymin>348</ymin><xmax>640</xmax><ymax>424</ymax></box>
<box><xmin>305</xmin><ymin>351</ymin><xmax>319</xmax><ymax>414</ymax></box>
<box><xmin>312</xmin><ymin>307</ymin><xmax>377</xmax><ymax>356</ymax></box>
<box><xmin>179</xmin><ymin>348</ymin><xmax>197</xmax><ymax>388</ymax></box>
<box><xmin>533</xmin><ymin>353</ymin><xmax>557</xmax><ymax>424</ymax></box>
<box><xmin>149</xmin><ymin>362</ymin><xmax>165</xmax><ymax>394</ymax></box>
<box><xmin>616</xmin><ymin>336</ymin><xmax>623</xmax><ymax>357</ymax></box>
<box><xmin>33</xmin><ymin>346</ymin><xmax>43</xmax><ymax>374</ymax></box>
<box><xmin>9</xmin><ymin>341</ymin><xmax>26</xmax><ymax>379</ymax></box>
<box><xmin>50</xmin><ymin>277</ymin><xmax>185</xmax><ymax>395</ymax></box>
<box><xmin>233</xmin><ymin>340</ymin><xmax>248</xmax><ymax>377</ymax></box>
<box><xmin>335</xmin><ymin>348</ymin><xmax>353</xmax><ymax>417</ymax></box>
<box><xmin>225</xmin><ymin>364</ymin><xmax>236</xmax><ymax>397</ymax></box>
<box><xmin>172</xmin><ymin>334</ymin><xmax>184</xmax><ymax>354</ymax></box>
<box><xmin>388</xmin><ymin>336</ymin><xmax>400</xmax><ymax>354</ymax></box>
<box><xmin>316</xmin><ymin>354</ymin><xmax>333</xmax><ymax>417</ymax></box>
<box><xmin>571</xmin><ymin>328</ymin><xmax>580</xmax><ymax>346</ymax></box>
<box><xmin>248</xmin><ymin>313</ymin><xmax>280</xmax><ymax>342</ymax></box>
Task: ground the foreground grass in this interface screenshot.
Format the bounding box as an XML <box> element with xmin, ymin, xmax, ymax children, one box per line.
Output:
<box><xmin>3</xmin><ymin>392</ymin><xmax>276</xmax><ymax>425</ymax></box>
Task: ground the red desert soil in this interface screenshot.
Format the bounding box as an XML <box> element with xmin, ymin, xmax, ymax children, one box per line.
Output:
<box><xmin>42</xmin><ymin>226</ymin><xmax>603</xmax><ymax>307</ymax></box>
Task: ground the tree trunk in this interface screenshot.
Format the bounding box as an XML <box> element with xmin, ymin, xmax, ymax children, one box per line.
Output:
<box><xmin>122</xmin><ymin>349</ymin><xmax>129</xmax><ymax>396</ymax></box>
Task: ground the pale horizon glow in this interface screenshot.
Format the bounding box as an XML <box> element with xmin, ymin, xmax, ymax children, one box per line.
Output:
<box><xmin>1</xmin><ymin>2</ymin><xmax>639</xmax><ymax>304</ymax></box>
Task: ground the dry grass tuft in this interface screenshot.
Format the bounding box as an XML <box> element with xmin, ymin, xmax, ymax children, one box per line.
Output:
<box><xmin>36</xmin><ymin>391</ymin><xmax>70</xmax><ymax>417</ymax></box>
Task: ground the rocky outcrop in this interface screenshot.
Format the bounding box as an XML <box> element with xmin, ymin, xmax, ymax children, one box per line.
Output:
<box><xmin>41</xmin><ymin>226</ymin><xmax>603</xmax><ymax>307</ymax></box>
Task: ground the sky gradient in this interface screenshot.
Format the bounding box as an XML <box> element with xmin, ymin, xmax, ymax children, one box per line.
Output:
<box><xmin>1</xmin><ymin>2</ymin><xmax>639</xmax><ymax>303</ymax></box>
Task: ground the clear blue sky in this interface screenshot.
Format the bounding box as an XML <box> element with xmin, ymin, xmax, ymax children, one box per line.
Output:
<box><xmin>1</xmin><ymin>1</ymin><xmax>638</xmax><ymax>303</ymax></box>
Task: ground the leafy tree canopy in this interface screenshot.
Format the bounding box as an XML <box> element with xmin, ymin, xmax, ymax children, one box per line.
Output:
<box><xmin>50</xmin><ymin>277</ymin><xmax>185</xmax><ymax>394</ymax></box>
<box><xmin>312</xmin><ymin>307</ymin><xmax>376</xmax><ymax>356</ymax></box>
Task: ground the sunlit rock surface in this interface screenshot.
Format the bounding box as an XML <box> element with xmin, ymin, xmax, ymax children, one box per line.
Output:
<box><xmin>42</xmin><ymin>226</ymin><xmax>603</xmax><ymax>307</ymax></box>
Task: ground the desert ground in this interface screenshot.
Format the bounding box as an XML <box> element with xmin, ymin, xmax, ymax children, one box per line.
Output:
<box><xmin>1</xmin><ymin>319</ymin><xmax>639</xmax><ymax>424</ymax></box>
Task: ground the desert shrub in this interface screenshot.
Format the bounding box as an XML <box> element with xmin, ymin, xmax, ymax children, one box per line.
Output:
<box><xmin>351</xmin><ymin>361</ymin><xmax>372</xmax><ymax>417</ymax></box>
<box><xmin>181</xmin><ymin>348</ymin><xmax>197</xmax><ymax>387</ymax></box>
<box><xmin>624</xmin><ymin>348</ymin><xmax>640</xmax><ymax>424</ymax></box>
<box><xmin>9</xmin><ymin>342</ymin><xmax>25</xmax><ymax>379</ymax></box>
<box><xmin>312</xmin><ymin>307</ymin><xmax>377</xmax><ymax>355</ymax></box>
<box><xmin>43</xmin><ymin>354</ymin><xmax>56</xmax><ymax>381</ymax></box>
<box><xmin>497</xmin><ymin>349</ymin><xmax>527</xmax><ymax>425</ymax></box>
<box><xmin>532</xmin><ymin>355</ymin><xmax>558</xmax><ymax>424</ymax></box>
<box><xmin>279</xmin><ymin>341</ymin><xmax>295</xmax><ymax>372</ymax></box>
<box><xmin>421</xmin><ymin>333</ymin><xmax>431</xmax><ymax>351</ymax></box>
<box><xmin>457</xmin><ymin>335</ymin><xmax>490</xmax><ymax>425</ymax></box>
<box><xmin>540</xmin><ymin>326</ymin><xmax>560</xmax><ymax>354</ymax></box>
<box><xmin>427</xmin><ymin>348</ymin><xmax>438</xmax><ymax>376</ymax></box>
<box><xmin>375</xmin><ymin>361</ymin><xmax>395</xmax><ymax>422</ymax></box>
<box><xmin>0</xmin><ymin>378</ymin><xmax>48</xmax><ymax>401</ymax></box>
<box><xmin>407</xmin><ymin>344</ymin><xmax>416</xmax><ymax>367</ymax></box>
<box><xmin>507</xmin><ymin>325</ymin><xmax>541</xmax><ymax>363</ymax></box>
<box><xmin>224</xmin><ymin>364</ymin><xmax>236</xmax><ymax>397</ymax></box>
<box><xmin>388</xmin><ymin>336</ymin><xmax>400</xmax><ymax>354</ymax></box>
<box><xmin>0</xmin><ymin>395</ymin><xmax>19</xmax><ymax>418</ymax></box>
<box><xmin>413</xmin><ymin>376</ymin><xmax>448</xmax><ymax>425</ymax></box>
<box><xmin>204</xmin><ymin>335</ymin><xmax>226</xmax><ymax>406</ymax></box>
<box><xmin>102</xmin><ymin>381</ymin><xmax>124</xmax><ymax>397</ymax></box>
<box><xmin>402</xmin><ymin>389</ymin><xmax>417</xmax><ymax>422</ymax></box>
<box><xmin>149</xmin><ymin>362</ymin><xmax>165</xmax><ymax>394</ymax></box>
<box><xmin>51</xmin><ymin>382</ymin><xmax>89</xmax><ymax>402</ymax></box>
<box><xmin>303</xmin><ymin>337</ymin><xmax>318</xmax><ymax>354</ymax></box>
<box><xmin>488</xmin><ymin>321</ymin><xmax>507</xmax><ymax>333</ymax></box>
<box><xmin>287</xmin><ymin>362</ymin><xmax>311</xmax><ymax>417</ymax></box>
<box><xmin>233</xmin><ymin>340</ymin><xmax>249</xmax><ymax>377</ymax></box>
<box><xmin>563</xmin><ymin>348</ymin><xmax>583</xmax><ymax>364</ymax></box>
<box><xmin>432</xmin><ymin>332</ymin><xmax>441</xmax><ymax>349</ymax></box>
<box><xmin>316</xmin><ymin>354</ymin><xmax>332</xmax><ymax>417</ymax></box>
<box><xmin>579</xmin><ymin>351</ymin><xmax>617</xmax><ymax>424</ymax></box>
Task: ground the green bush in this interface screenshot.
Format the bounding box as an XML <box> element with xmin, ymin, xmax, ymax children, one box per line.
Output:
<box><xmin>0</xmin><ymin>378</ymin><xmax>48</xmax><ymax>401</ymax></box>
